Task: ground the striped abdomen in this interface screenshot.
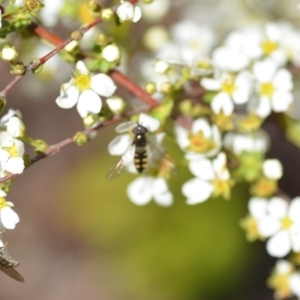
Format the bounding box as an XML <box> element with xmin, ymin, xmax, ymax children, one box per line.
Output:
<box><xmin>134</xmin><ymin>148</ymin><xmax>148</xmax><ymax>173</ymax></box>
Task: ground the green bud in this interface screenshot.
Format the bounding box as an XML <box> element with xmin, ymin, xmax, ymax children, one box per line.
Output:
<box><xmin>95</xmin><ymin>34</ymin><xmax>108</xmax><ymax>47</ymax></box>
<box><xmin>25</xmin><ymin>0</ymin><xmax>44</xmax><ymax>13</ymax></box>
<box><xmin>0</xmin><ymin>96</ymin><xmax>6</xmax><ymax>113</ymax></box>
<box><xmin>106</xmin><ymin>96</ymin><xmax>126</xmax><ymax>115</ymax></box>
<box><xmin>141</xmin><ymin>0</ymin><xmax>153</xmax><ymax>3</ymax></box>
<box><xmin>179</xmin><ymin>99</ymin><xmax>192</xmax><ymax>116</ymax></box>
<box><xmin>88</xmin><ymin>0</ymin><xmax>101</xmax><ymax>12</ymax></box>
<box><xmin>71</xmin><ymin>30</ymin><xmax>83</xmax><ymax>41</ymax></box>
<box><xmin>101</xmin><ymin>8</ymin><xmax>114</xmax><ymax>22</ymax></box>
<box><xmin>145</xmin><ymin>82</ymin><xmax>156</xmax><ymax>95</ymax></box>
<box><xmin>31</xmin><ymin>58</ymin><xmax>43</xmax><ymax>74</ymax></box>
<box><xmin>73</xmin><ymin>132</ymin><xmax>89</xmax><ymax>146</ymax></box>
<box><xmin>10</xmin><ymin>62</ymin><xmax>26</xmax><ymax>75</ymax></box>
<box><xmin>160</xmin><ymin>81</ymin><xmax>172</xmax><ymax>95</ymax></box>
<box><xmin>83</xmin><ymin>114</ymin><xmax>98</xmax><ymax>127</ymax></box>
<box><xmin>31</xmin><ymin>139</ymin><xmax>49</xmax><ymax>153</ymax></box>
<box><xmin>23</xmin><ymin>154</ymin><xmax>32</xmax><ymax>168</ymax></box>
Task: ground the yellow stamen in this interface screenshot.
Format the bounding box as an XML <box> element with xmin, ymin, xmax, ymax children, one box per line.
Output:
<box><xmin>267</xmin><ymin>273</ymin><xmax>292</xmax><ymax>299</ymax></box>
<box><xmin>281</xmin><ymin>216</ymin><xmax>293</xmax><ymax>230</ymax></box>
<box><xmin>260</xmin><ymin>82</ymin><xmax>275</xmax><ymax>97</ymax></box>
<box><xmin>186</xmin><ymin>131</ymin><xmax>215</xmax><ymax>153</ymax></box>
<box><xmin>261</xmin><ymin>39</ymin><xmax>278</xmax><ymax>55</ymax></box>
<box><xmin>75</xmin><ymin>74</ymin><xmax>91</xmax><ymax>91</ymax></box>
<box><xmin>0</xmin><ymin>197</ymin><xmax>7</xmax><ymax>209</ymax></box>
<box><xmin>221</xmin><ymin>78</ymin><xmax>236</xmax><ymax>95</ymax></box>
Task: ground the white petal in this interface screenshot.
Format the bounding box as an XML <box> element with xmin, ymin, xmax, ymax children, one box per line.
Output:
<box><xmin>182</xmin><ymin>178</ymin><xmax>213</xmax><ymax>205</ymax></box>
<box><xmin>127</xmin><ymin>177</ymin><xmax>154</xmax><ymax>205</ymax></box>
<box><xmin>139</xmin><ymin>113</ymin><xmax>160</xmax><ymax>132</ymax></box>
<box><xmin>248</xmin><ymin>197</ymin><xmax>268</xmax><ymax>219</ymax></box>
<box><xmin>174</xmin><ymin>124</ymin><xmax>189</xmax><ymax>150</ymax></box>
<box><xmin>76</xmin><ymin>60</ymin><xmax>89</xmax><ymax>75</ymax></box>
<box><xmin>258</xmin><ymin>216</ymin><xmax>281</xmax><ymax>237</ymax></box>
<box><xmin>211</xmin><ymin>93</ymin><xmax>234</xmax><ymax>116</ymax></box>
<box><xmin>289</xmin><ymin>273</ymin><xmax>300</xmax><ymax>297</ymax></box>
<box><xmin>201</xmin><ymin>78</ymin><xmax>222</xmax><ymax>91</ymax></box>
<box><xmin>253</xmin><ymin>60</ymin><xmax>277</xmax><ymax>83</ymax></box>
<box><xmin>133</xmin><ymin>6</ymin><xmax>142</xmax><ymax>22</ymax></box>
<box><xmin>90</xmin><ymin>73</ymin><xmax>116</xmax><ymax>97</ymax></box>
<box><xmin>254</xmin><ymin>97</ymin><xmax>272</xmax><ymax>118</ymax></box>
<box><xmin>268</xmin><ymin>197</ymin><xmax>288</xmax><ymax>217</ymax></box>
<box><xmin>1</xmin><ymin>207</ymin><xmax>19</xmax><ymax>229</ymax></box>
<box><xmin>0</xmin><ymin>239</ymin><xmax>3</xmax><ymax>247</ymax></box>
<box><xmin>290</xmin><ymin>232</ymin><xmax>300</xmax><ymax>253</ymax></box>
<box><xmin>263</xmin><ymin>159</ymin><xmax>283</xmax><ymax>180</ymax></box>
<box><xmin>289</xmin><ymin>198</ymin><xmax>300</xmax><ymax>220</ymax></box>
<box><xmin>273</xmin><ymin>69</ymin><xmax>293</xmax><ymax>90</ymax></box>
<box><xmin>188</xmin><ymin>158</ymin><xmax>214</xmax><ymax>179</ymax></box>
<box><xmin>213</xmin><ymin>152</ymin><xmax>230</xmax><ymax>180</ymax></box>
<box><xmin>108</xmin><ymin>134</ymin><xmax>131</xmax><ymax>156</ymax></box>
<box><xmin>0</xmin><ymin>189</ymin><xmax>6</xmax><ymax>197</ymax></box>
<box><xmin>4</xmin><ymin>157</ymin><xmax>25</xmax><ymax>174</ymax></box>
<box><xmin>153</xmin><ymin>178</ymin><xmax>173</xmax><ymax>206</ymax></box>
<box><xmin>266</xmin><ymin>231</ymin><xmax>291</xmax><ymax>257</ymax></box>
<box><xmin>192</xmin><ymin>119</ymin><xmax>211</xmax><ymax>137</ymax></box>
<box><xmin>55</xmin><ymin>84</ymin><xmax>79</xmax><ymax>109</ymax></box>
<box><xmin>76</xmin><ymin>90</ymin><xmax>102</xmax><ymax>117</ymax></box>
<box><xmin>272</xmin><ymin>91</ymin><xmax>293</xmax><ymax>112</ymax></box>
<box><xmin>232</xmin><ymin>87</ymin><xmax>250</xmax><ymax>104</ymax></box>
<box><xmin>0</xmin><ymin>149</ymin><xmax>9</xmax><ymax>162</ymax></box>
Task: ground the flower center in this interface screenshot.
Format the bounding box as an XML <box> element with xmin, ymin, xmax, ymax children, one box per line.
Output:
<box><xmin>75</xmin><ymin>74</ymin><xmax>91</xmax><ymax>91</ymax></box>
<box><xmin>260</xmin><ymin>82</ymin><xmax>275</xmax><ymax>97</ymax></box>
<box><xmin>261</xmin><ymin>39</ymin><xmax>278</xmax><ymax>55</ymax></box>
<box><xmin>221</xmin><ymin>78</ymin><xmax>236</xmax><ymax>95</ymax></box>
<box><xmin>3</xmin><ymin>144</ymin><xmax>19</xmax><ymax>157</ymax></box>
<box><xmin>267</xmin><ymin>273</ymin><xmax>292</xmax><ymax>299</ymax></box>
<box><xmin>0</xmin><ymin>197</ymin><xmax>7</xmax><ymax>209</ymax></box>
<box><xmin>187</xmin><ymin>131</ymin><xmax>215</xmax><ymax>153</ymax></box>
<box><xmin>281</xmin><ymin>216</ymin><xmax>293</xmax><ymax>230</ymax></box>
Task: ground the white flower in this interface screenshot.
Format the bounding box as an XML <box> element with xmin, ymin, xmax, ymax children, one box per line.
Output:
<box><xmin>0</xmin><ymin>132</ymin><xmax>25</xmax><ymax>176</ymax></box>
<box><xmin>263</xmin><ymin>159</ymin><xmax>283</xmax><ymax>180</ymax></box>
<box><xmin>40</xmin><ymin>0</ymin><xmax>62</xmax><ymax>27</ymax></box>
<box><xmin>0</xmin><ymin>190</ymin><xmax>19</xmax><ymax>231</ymax></box>
<box><xmin>127</xmin><ymin>176</ymin><xmax>173</xmax><ymax>206</ymax></box>
<box><xmin>250</xmin><ymin>59</ymin><xmax>293</xmax><ymax>118</ymax></box>
<box><xmin>251</xmin><ymin>197</ymin><xmax>300</xmax><ymax>257</ymax></box>
<box><xmin>5</xmin><ymin>117</ymin><xmax>25</xmax><ymax>138</ymax></box>
<box><xmin>56</xmin><ymin>61</ymin><xmax>116</xmax><ymax>118</ymax></box>
<box><xmin>175</xmin><ymin>118</ymin><xmax>221</xmax><ymax>160</ymax></box>
<box><xmin>102</xmin><ymin>44</ymin><xmax>121</xmax><ymax>63</ymax></box>
<box><xmin>0</xmin><ymin>11</ymin><xmax>2</xmax><ymax>29</ymax></box>
<box><xmin>182</xmin><ymin>152</ymin><xmax>230</xmax><ymax>204</ymax></box>
<box><xmin>201</xmin><ymin>72</ymin><xmax>252</xmax><ymax>115</ymax></box>
<box><xmin>2</xmin><ymin>46</ymin><xmax>18</xmax><ymax>61</ymax></box>
<box><xmin>268</xmin><ymin>260</ymin><xmax>300</xmax><ymax>299</ymax></box>
<box><xmin>157</xmin><ymin>21</ymin><xmax>214</xmax><ymax>75</ymax></box>
<box><xmin>140</xmin><ymin>0</ymin><xmax>170</xmax><ymax>22</ymax></box>
<box><xmin>116</xmin><ymin>1</ymin><xmax>142</xmax><ymax>23</ymax></box>
<box><xmin>224</xmin><ymin>131</ymin><xmax>269</xmax><ymax>154</ymax></box>
<box><xmin>0</xmin><ymin>109</ymin><xmax>22</xmax><ymax>126</ymax></box>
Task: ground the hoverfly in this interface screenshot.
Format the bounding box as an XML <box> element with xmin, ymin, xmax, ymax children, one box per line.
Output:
<box><xmin>0</xmin><ymin>246</ymin><xmax>24</xmax><ymax>282</ymax></box>
<box><xmin>106</xmin><ymin>122</ymin><xmax>176</xmax><ymax>180</ymax></box>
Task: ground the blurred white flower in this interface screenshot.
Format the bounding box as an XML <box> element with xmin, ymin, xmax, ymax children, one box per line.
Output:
<box><xmin>224</xmin><ymin>131</ymin><xmax>269</xmax><ymax>154</ymax></box>
<box><xmin>0</xmin><ymin>190</ymin><xmax>19</xmax><ymax>231</ymax></box>
<box><xmin>250</xmin><ymin>59</ymin><xmax>293</xmax><ymax>118</ymax></box>
<box><xmin>40</xmin><ymin>0</ymin><xmax>63</xmax><ymax>27</ymax></box>
<box><xmin>117</xmin><ymin>0</ymin><xmax>142</xmax><ymax>23</ymax></box>
<box><xmin>201</xmin><ymin>72</ymin><xmax>252</xmax><ymax>115</ymax></box>
<box><xmin>250</xmin><ymin>197</ymin><xmax>300</xmax><ymax>257</ymax></box>
<box><xmin>175</xmin><ymin>118</ymin><xmax>221</xmax><ymax>161</ymax></box>
<box><xmin>102</xmin><ymin>44</ymin><xmax>121</xmax><ymax>63</ymax></box>
<box><xmin>263</xmin><ymin>159</ymin><xmax>283</xmax><ymax>180</ymax></box>
<box><xmin>0</xmin><ymin>132</ymin><xmax>25</xmax><ymax>176</ymax></box>
<box><xmin>0</xmin><ymin>109</ymin><xmax>22</xmax><ymax>126</ymax></box>
<box><xmin>56</xmin><ymin>61</ymin><xmax>116</xmax><ymax>118</ymax></box>
<box><xmin>127</xmin><ymin>176</ymin><xmax>173</xmax><ymax>206</ymax></box>
<box><xmin>182</xmin><ymin>152</ymin><xmax>231</xmax><ymax>204</ymax></box>
<box><xmin>140</xmin><ymin>0</ymin><xmax>170</xmax><ymax>22</ymax></box>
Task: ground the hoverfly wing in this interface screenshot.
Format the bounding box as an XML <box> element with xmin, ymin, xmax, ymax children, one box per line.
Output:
<box><xmin>106</xmin><ymin>144</ymin><xmax>135</xmax><ymax>181</ymax></box>
<box><xmin>0</xmin><ymin>265</ymin><xmax>25</xmax><ymax>282</ymax></box>
<box><xmin>146</xmin><ymin>139</ymin><xmax>177</xmax><ymax>175</ymax></box>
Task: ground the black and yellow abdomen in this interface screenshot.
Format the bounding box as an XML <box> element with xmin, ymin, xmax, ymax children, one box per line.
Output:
<box><xmin>134</xmin><ymin>149</ymin><xmax>148</xmax><ymax>173</ymax></box>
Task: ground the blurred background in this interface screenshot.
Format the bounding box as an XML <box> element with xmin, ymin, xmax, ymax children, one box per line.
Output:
<box><xmin>1</xmin><ymin>0</ymin><xmax>300</xmax><ymax>299</ymax></box>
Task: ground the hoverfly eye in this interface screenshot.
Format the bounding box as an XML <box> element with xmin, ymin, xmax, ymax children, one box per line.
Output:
<box><xmin>132</xmin><ymin>125</ymin><xmax>147</xmax><ymax>135</ymax></box>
